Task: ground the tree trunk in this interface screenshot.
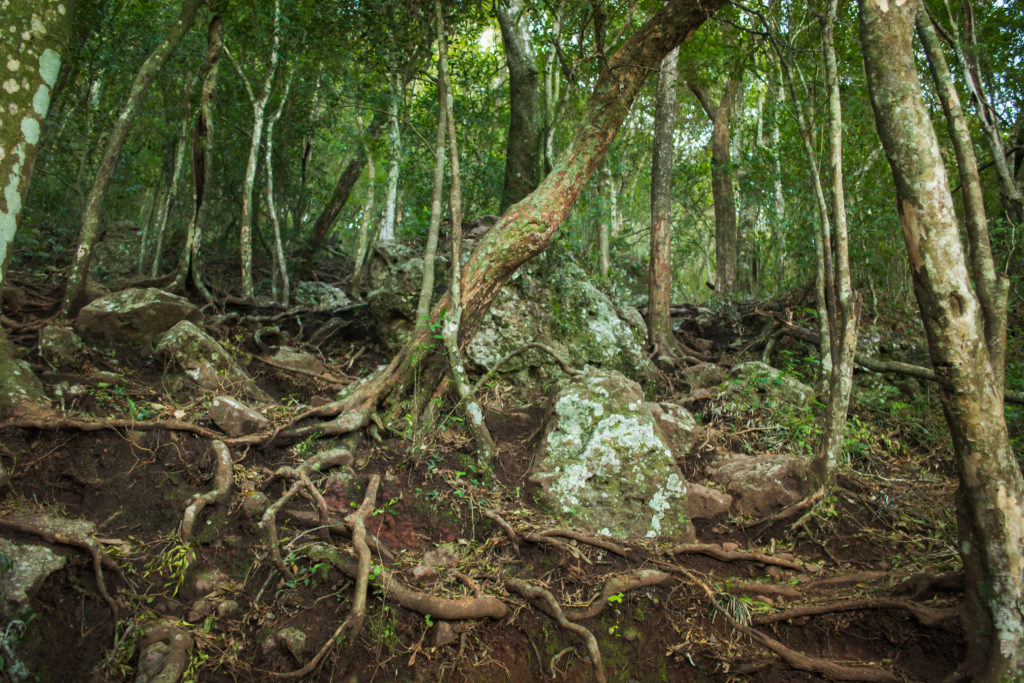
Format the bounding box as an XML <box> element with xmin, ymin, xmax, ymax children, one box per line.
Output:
<box><xmin>265</xmin><ymin>71</ymin><xmax>291</xmax><ymax>305</ymax></box>
<box><xmin>172</xmin><ymin>8</ymin><xmax>223</xmax><ymax>304</ymax></box>
<box><xmin>305</xmin><ymin>111</ymin><xmax>385</xmax><ymax>265</ymax></box>
<box><xmin>379</xmin><ymin>73</ymin><xmax>402</xmax><ymax>243</ymax></box>
<box><xmin>415</xmin><ymin>73</ymin><xmax>448</xmax><ymax>332</ymax></box>
<box><xmin>689</xmin><ymin>74</ymin><xmax>742</xmax><ymax>298</ymax></box>
<box><xmin>62</xmin><ymin>0</ymin><xmax>202</xmax><ymax>315</ymax></box>
<box><xmin>150</xmin><ymin>74</ymin><xmax>194</xmax><ymax>277</ymax></box>
<box><xmin>811</xmin><ymin>0</ymin><xmax>860</xmax><ymax>488</ymax></box>
<box><xmin>350</xmin><ymin>148</ymin><xmax>376</xmax><ymax>291</ymax></box>
<box><xmin>232</xmin><ymin>0</ymin><xmax>281</xmax><ymax>301</ymax></box>
<box><xmin>496</xmin><ymin>0</ymin><xmax>543</xmax><ymax>211</ymax></box>
<box><xmin>0</xmin><ymin>0</ymin><xmax>71</xmax><ymax>420</ymax></box>
<box><xmin>860</xmin><ymin>1</ymin><xmax>1024</xmax><ymax>677</ymax></box>
<box><xmin>917</xmin><ymin>9</ymin><xmax>1008</xmax><ymax>399</ymax></box>
<box><xmin>648</xmin><ymin>47</ymin><xmax>679</xmax><ymax>358</ymax></box>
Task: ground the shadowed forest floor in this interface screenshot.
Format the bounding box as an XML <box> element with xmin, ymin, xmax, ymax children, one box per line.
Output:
<box><xmin>0</xmin><ymin>269</ymin><xmax>995</xmax><ymax>682</ymax></box>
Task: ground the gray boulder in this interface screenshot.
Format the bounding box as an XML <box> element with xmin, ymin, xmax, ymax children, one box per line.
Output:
<box><xmin>154</xmin><ymin>321</ymin><xmax>271</xmax><ymax>404</ymax></box>
<box><xmin>90</xmin><ymin>219</ymin><xmax>141</xmax><ymax>285</ymax></box>
<box><xmin>75</xmin><ymin>288</ymin><xmax>200</xmax><ymax>346</ymax></box>
<box><xmin>38</xmin><ymin>325</ymin><xmax>85</xmax><ymax>365</ymax></box>
<box><xmin>708</xmin><ymin>452</ymin><xmax>810</xmax><ymax>516</ymax></box>
<box><xmin>530</xmin><ymin>368</ymin><xmax>694</xmax><ymax>540</ymax></box>
<box><xmin>649</xmin><ymin>402</ymin><xmax>698</xmax><ymax>457</ymax></box>
<box><xmin>727</xmin><ymin>361</ymin><xmax>814</xmax><ymax>407</ymax></box>
<box><xmin>209</xmin><ymin>396</ymin><xmax>270</xmax><ymax>437</ymax></box>
<box><xmin>0</xmin><ymin>539</ymin><xmax>66</xmax><ymax>616</ymax></box>
<box><xmin>293</xmin><ymin>281</ymin><xmax>352</xmax><ymax>310</ymax></box>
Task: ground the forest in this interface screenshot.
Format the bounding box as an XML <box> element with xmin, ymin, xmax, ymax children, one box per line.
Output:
<box><xmin>1</xmin><ymin>0</ymin><xmax>1023</xmax><ymax>680</ymax></box>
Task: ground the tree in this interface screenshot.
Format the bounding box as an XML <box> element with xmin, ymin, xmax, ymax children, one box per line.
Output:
<box><xmin>860</xmin><ymin>0</ymin><xmax>1024</xmax><ymax>677</ymax></box>
<box><xmin>62</xmin><ymin>0</ymin><xmax>203</xmax><ymax>316</ymax></box>
<box><xmin>1</xmin><ymin>0</ymin><xmax>73</xmax><ymax>421</ymax></box>
<box><xmin>647</xmin><ymin>47</ymin><xmax>680</xmax><ymax>360</ymax></box>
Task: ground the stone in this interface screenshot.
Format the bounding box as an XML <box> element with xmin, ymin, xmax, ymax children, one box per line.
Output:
<box><xmin>75</xmin><ymin>288</ymin><xmax>200</xmax><ymax>346</ymax></box>
<box><xmin>187</xmin><ymin>598</ymin><xmax>214</xmax><ymax>623</ymax></box>
<box><xmin>242</xmin><ymin>492</ymin><xmax>268</xmax><ymax>518</ymax></box>
<box><xmin>679</xmin><ymin>363</ymin><xmax>729</xmax><ymax>390</ymax></box>
<box><xmin>422</xmin><ymin>542</ymin><xmax>462</xmax><ymax>568</ymax></box>
<box><xmin>89</xmin><ymin>219</ymin><xmax>141</xmax><ymax>285</ymax></box>
<box><xmin>530</xmin><ymin>367</ymin><xmax>694</xmax><ymax>540</ymax></box>
<box><xmin>0</xmin><ymin>539</ymin><xmax>66</xmax><ymax>616</ymax></box>
<box><xmin>708</xmin><ymin>452</ymin><xmax>811</xmax><ymax>516</ymax></box>
<box><xmin>293</xmin><ymin>281</ymin><xmax>352</xmax><ymax>310</ymax></box>
<box><xmin>216</xmin><ymin>600</ymin><xmax>240</xmax><ymax>618</ymax></box>
<box><xmin>209</xmin><ymin>396</ymin><xmax>269</xmax><ymax>437</ymax></box>
<box><xmin>685</xmin><ymin>483</ymin><xmax>733</xmax><ymax>519</ymax></box>
<box><xmin>154</xmin><ymin>321</ymin><xmax>271</xmax><ymax>404</ymax></box>
<box><xmin>409</xmin><ymin>565</ymin><xmax>439</xmax><ymax>583</ymax></box>
<box><xmin>276</xmin><ymin>627</ymin><xmax>307</xmax><ymax>662</ymax></box>
<box><xmin>269</xmin><ymin>347</ymin><xmax>330</xmax><ymax>377</ymax></box>
<box><xmin>192</xmin><ymin>568</ymin><xmax>229</xmax><ymax>596</ymax></box>
<box><xmin>38</xmin><ymin>325</ymin><xmax>84</xmax><ymax>365</ymax></box>
<box><xmin>727</xmin><ymin>361</ymin><xmax>814</xmax><ymax>408</ymax></box>
<box><xmin>432</xmin><ymin>621</ymin><xmax>458</xmax><ymax>648</ymax></box>
<box><xmin>648</xmin><ymin>402</ymin><xmax>698</xmax><ymax>457</ymax></box>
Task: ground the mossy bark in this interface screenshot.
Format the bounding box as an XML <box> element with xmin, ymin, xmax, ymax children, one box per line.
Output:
<box><xmin>861</xmin><ymin>1</ymin><xmax>1024</xmax><ymax>677</ymax></box>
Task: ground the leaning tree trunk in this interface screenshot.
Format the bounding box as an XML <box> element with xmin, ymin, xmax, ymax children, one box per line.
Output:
<box><xmin>496</xmin><ymin>0</ymin><xmax>543</xmax><ymax>211</ymax></box>
<box><xmin>292</xmin><ymin>0</ymin><xmax>724</xmax><ymax>445</ymax></box>
<box><xmin>62</xmin><ymin>0</ymin><xmax>202</xmax><ymax>316</ymax></box>
<box><xmin>860</xmin><ymin>1</ymin><xmax>1024</xmax><ymax>678</ymax></box>
<box><xmin>414</xmin><ymin>73</ymin><xmax>448</xmax><ymax>333</ymax></box>
<box><xmin>648</xmin><ymin>47</ymin><xmax>680</xmax><ymax>360</ymax></box>
<box><xmin>0</xmin><ymin>0</ymin><xmax>72</xmax><ymax>421</ymax></box>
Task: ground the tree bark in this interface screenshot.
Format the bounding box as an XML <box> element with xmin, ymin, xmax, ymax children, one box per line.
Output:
<box><xmin>648</xmin><ymin>47</ymin><xmax>680</xmax><ymax>358</ymax></box>
<box><xmin>150</xmin><ymin>74</ymin><xmax>194</xmax><ymax>277</ymax></box>
<box><xmin>415</xmin><ymin>73</ymin><xmax>448</xmax><ymax>333</ymax></box>
<box><xmin>0</xmin><ymin>0</ymin><xmax>71</xmax><ymax>419</ymax></box>
<box><xmin>496</xmin><ymin>0</ymin><xmax>543</xmax><ymax>211</ymax></box>
<box><xmin>349</xmin><ymin>145</ymin><xmax>376</xmax><ymax>291</ymax></box>
<box><xmin>172</xmin><ymin>7</ymin><xmax>223</xmax><ymax>304</ymax></box>
<box><xmin>305</xmin><ymin>112</ymin><xmax>385</xmax><ymax>266</ymax></box>
<box><xmin>231</xmin><ymin>0</ymin><xmax>281</xmax><ymax>301</ymax></box>
<box><xmin>860</xmin><ymin>1</ymin><xmax>1024</xmax><ymax>677</ymax></box>
<box><xmin>917</xmin><ymin>9</ymin><xmax>1008</xmax><ymax>399</ymax></box>
<box><xmin>265</xmin><ymin>71</ymin><xmax>291</xmax><ymax>305</ymax></box>
<box><xmin>379</xmin><ymin>73</ymin><xmax>402</xmax><ymax>243</ymax></box>
<box><xmin>62</xmin><ymin>0</ymin><xmax>202</xmax><ymax>315</ymax></box>
<box><xmin>689</xmin><ymin>72</ymin><xmax>742</xmax><ymax>298</ymax></box>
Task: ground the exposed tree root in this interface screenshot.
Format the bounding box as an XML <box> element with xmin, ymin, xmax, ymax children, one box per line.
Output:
<box><xmin>679</xmin><ymin>567</ymin><xmax>901</xmax><ymax>682</ymax></box>
<box><xmin>271</xmin><ymin>475</ymin><xmax>381</xmax><ymax>678</ymax></box>
<box><xmin>471</xmin><ymin>342</ymin><xmax>581</xmax><ymax>396</ymax></box>
<box><xmin>565</xmin><ymin>569</ymin><xmax>671</xmax><ymax>620</ymax></box>
<box><xmin>1</xmin><ymin>416</ymin><xmax>227</xmax><ymax>441</ymax></box>
<box><xmin>254</xmin><ymin>354</ymin><xmax>355</xmax><ymax>385</ymax></box>
<box><xmin>669</xmin><ymin>543</ymin><xmax>811</xmax><ymax>572</ymax></box>
<box><xmin>737</xmin><ymin>488</ymin><xmax>825</xmax><ymax>530</ymax></box>
<box><xmin>483</xmin><ymin>509</ymin><xmax>520</xmax><ymax>552</ymax></box>
<box><xmin>506</xmin><ymin>578</ymin><xmax>606</xmax><ymax>683</ymax></box>
<box><xmin>535</xmin><ymin>529</ymin><xmax>635</xmax><ymax>560</ymax></box>
<box><xmin>305</xmin><ymin>543</ymin><xmax>508</xmax><ymax>620</ymax></box>
<box><xmin>892</xmin><ymin>572</ymin><xmax>964</xmax><ymax>600</ymax></box>
<box><xmin>281</xmin><ymin>507</ymin><xmax>395</xmax><ymax>562</ymax></box>
<box><xmin>135</xmin><ymin>621</ymin><xmax>194</xmax><ymax>683</ymax></box>
<box><xmin>0</xmin><ymin>517</ymin><xmax>123</xmax><ymax>615</ymax></box>
<box><xmin>752</xmin><ymin>596</ymin><xmax>958</xmax><ymax>628</ymax></box>
<box><xmin>180</xmin><ymin>441</ymin><xmax>232</xmax><ymax>542</ymax></box>
<box><xmin>729</xmin><ymin>582</ymin><xmax>803</xmax><ymax>601</ymax></box>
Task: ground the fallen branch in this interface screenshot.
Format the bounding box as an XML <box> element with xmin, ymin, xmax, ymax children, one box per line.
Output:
<box><xmin>752</xmin><ymin>597</ymin><xmax>958</xmax><ymax>628</ymax></box>
<box><xmin>565</xmin><ymin>570</ymin><xmax>671</xmax><ymax>620</ymax></box>
<box><xmin>669</xmin><ymin>543</ymin><xmax>810</xmax><ymax>573</ymax></box>
<box><xmin>180</xmin><ymin>441</ymin><xmax>233</xmax><ymax>542</ymax></box>
<box><xmin>506</xmin><ymin>578</ymin><xmax>606</xmax><ymax>683</ymax></box>
<box><xmin>1</xmin><ymin>416</ymin><xmax>227</xmax><ymax>441</ymax></box>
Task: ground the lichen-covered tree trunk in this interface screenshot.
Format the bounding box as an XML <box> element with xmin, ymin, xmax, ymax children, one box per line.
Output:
<box><xmin>349</xmin><ymin>148</ymin><xmax>376</xmax><ymax>291</ymax></box>
<box><xmin>917</xmin><ymin>9</ymin><xmax>1008</xmax><ymax>399</ymax></box>
<box><xmin>150</xmin><ymin>75</ymin><xmax>194</xmax><ymax>277</ymax></box>
<box><xmin>1</xmin><ymin>1</ymin><xmax>71</xmax><ymax>420</ymax></box>
<box><xmin>378</xmin><ymin>73</ymin><xmax>402</xmax><ymax>243</ymax></box>
<box><xmin>647</xmin><ymin>47</ymin><xmax>679</xmax><ymax>359</ymax></box>
<box><xmin>415</xmin><ymin>74</ymin><xmax>447</xmax><ymax>332</ymax></box>
<box><xmin>811</xmin><ymin>0</ymin><xmax>860</xmax><ymax>488</ymax></box>
<box><xmin>265</xmin><ymin>72</ymin><xmax>291</xmax><ymax>305</ymax></box>
<box><xmin>860</xmin><ymin>1</ymin><xmax>1024</xmax><ymax>677</ymax></box>
<box><xmin>233</xmin><ymin>0</ymin><xmax>280</xmax><ymax>301</ymax></box>
<box><xmin>496</xmin><ymin>0</ymin><xmax>543</xmax><ymax>212</ymax></box>
<box><xmin>62</xmin><ymin>0</ymin><xmax>202</xmax><ymax>315</ymax></box>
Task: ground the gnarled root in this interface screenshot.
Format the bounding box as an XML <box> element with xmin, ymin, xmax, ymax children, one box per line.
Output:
<box><xmin>669</xmin><ymin>543</ymin><xmax>811</xmax><ymax>573</ymax></box>
<box><xmin>565</xmin><ymin>569</ymin><xmax>671</xmax><ymax>621</ymax></box>
<box><xmin>134</xmin><ymin>621</ymin><xmax>194</xmax><ymax>683</ymax></box>
<box><xmin>752</xmin><ymin>597</ymin><xmax>958</xmax><ymax>628</ymax></box>
<box><xmin>180</xmin><ymin>441</ymin><xmax>233</xmax><ymax>542</ymax></box>
<box><xmin>506</xmin><ymin>578</ymin><xmax>606</xmax><ymax>683</ymax></box>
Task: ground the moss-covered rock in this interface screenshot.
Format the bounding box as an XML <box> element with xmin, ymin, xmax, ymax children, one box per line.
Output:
<box><xmin>75</xmin><ymin>287</ymin><xmax>200</xmax><ymax>346</ymax></box>
<box><xmin>727</xmin><ymin>361</ymin><xmax>814</xmax><ymax>407</ymax></box>
<box><xmin>530</xmin><ymin>368</ymin><xmax>694</xmax><ymax>540</ymax></box>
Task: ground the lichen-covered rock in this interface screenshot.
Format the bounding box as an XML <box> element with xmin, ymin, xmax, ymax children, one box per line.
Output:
<box><xmin>366</xmin><ymin>243</ymin><xmax>449</xmax><ymax>348</ymax></box>
<box><xmin>708</xmin><ymin>452</ymin><xmax>810</xmax><ymax>515</ymax></box>
<box><xmin>679</xmin><ymin>363</ymin><xmax>729</xmax><ymax>390</ymax></box>
<box><xmin>38</xmin><ymin>325</ymin><xmax>84</xmax><ymax>365</ymax></box>
<box><xmin>293</xmin><ymin>281</ymin><xmax>352</xmax><ymax>310</ymax></box>
<box><xmin>276</xmin><ymin>627</ymin><xmax>307</xmax><ymax>663</ymax></box>
<box><xmin>466</xmin><ymin>256</ymin><xmax>652</xmax><ymax>381</ymax></box>
<box><xmin>0</xmin><ymin>344</ymin><xmax>51</xmax><ymax>419</ymax></box>
<box><xmin>270</xmin><ymin>347</ymin><xmax>330</xmax><ymax>377</ymax></box>
<box><xmin>727</xmin><ymin>361</ymin><xmax>814</xmax><ymax>407</ymax></box>
<box><xmin>75</xmin><ymin>288</ymin><xmax>200</xmax><ymax>346</ymax></box>
<box><xmin>530</xmin><ymin>368</ymin><xmax>694</xmax><ymax>540</ymax></box>
<box><xmin>649</xmin><ymin>402</ymin><xmax>698</xmax><ymax>457</ymax></box>
<box><xmin>90</xmin><ymin>219</ymin><xmax>141</xmax><ymax>285</ymax></box>
<box><xmin>209</xmin><ymin>396</ymin><xmax>269</xmax><ymax>437</ymax></box>
<box><xmin>154</xmin><ymin>321</ymin><xmax>271</xmax><ymax>404</ymax></box>
<box><xmin>0</xmin><ymin>538</ymin><xmax>66</xmax><ymax>616</ymax></box>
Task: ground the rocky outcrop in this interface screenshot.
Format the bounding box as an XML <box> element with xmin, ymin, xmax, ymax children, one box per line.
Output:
<box><xmin>154</xmin><ymin>321</ymin><xmax>271</xmax><ymax>404</ymax></box>
<box><xmin>209</xmin><ymin>396</ymin><xmax>270</xmax><ymax>437</ymax></box>
<box><xmin>75</xmin><ymin>288</ymin><xmax>200</xmax><ymax>346</ymax></box>
<box><xmin>530</xmin><ymin>368</ymin><xmax>694</xmax><ymax>540</ymax></box>
<box><xmin>726</xmin><ymin>361</ymin><xmax>815</xmax><ymax>407</ymax></box>
<box><xmin>38</xmin><ymin>325</ymin><xmax>85</xmax><ymax>366</ymax></box>
<box><xmin>293</xmin><ymin>281</ymin><xmax>352</xmax><ymax>310</ymax></box>
<box><xmin>708</xmin><ymin>452</ymin><xmax>810</xmax><ymax>516</ymax></box>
